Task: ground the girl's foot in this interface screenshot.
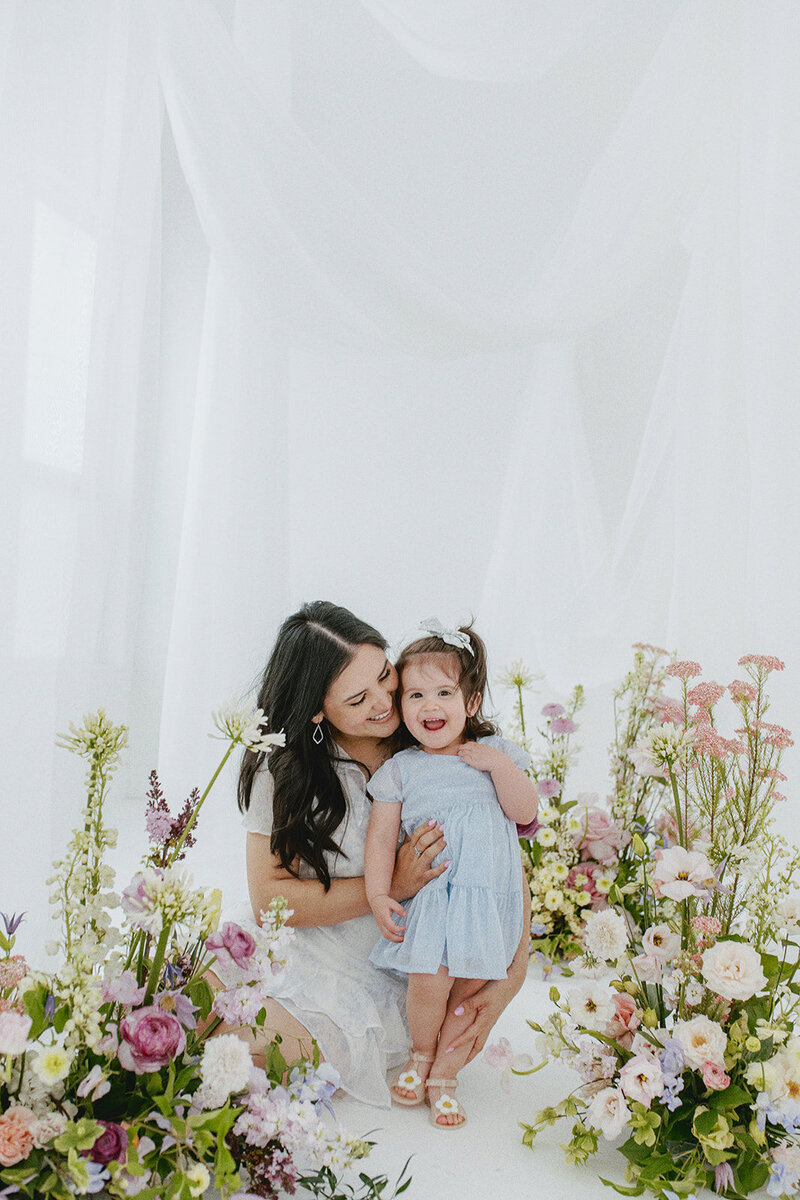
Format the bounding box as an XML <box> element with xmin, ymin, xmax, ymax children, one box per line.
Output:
<box><xmin>426</xmin><ymin>1077</ymin><xmax>466</xmax><ymax>1128</ymax></box>
<box><xmin>391</xmin><ymin>1049</ymin><xmax>434</xmax><ymax>1105</ymax></box>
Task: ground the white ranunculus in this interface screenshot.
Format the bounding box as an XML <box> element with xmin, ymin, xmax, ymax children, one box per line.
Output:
<box><xmin>585</xmin><ymin>1086</ymin><xmax>632</xmax><ymax>1141</ymax></box>
<box><xmin>642</xmin><ymin>923</ymin><xmax>680</xmax><ymax>961</ymax></box>
<box><xmin>701</xmin><ymin>940</ymin><xmax>767</xmax><ymax>1002</ymax></box>
<box><xmin>674</xmin><ymin>1015</ymin><xmax>727</xmax><ymax>1070</ymax></box>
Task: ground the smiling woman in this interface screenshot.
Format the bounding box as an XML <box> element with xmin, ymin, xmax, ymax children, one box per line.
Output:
<box><xmin>210</xmin><ymin>601</ymin><xmax>531</xmax><ymax>1107</ymax></box>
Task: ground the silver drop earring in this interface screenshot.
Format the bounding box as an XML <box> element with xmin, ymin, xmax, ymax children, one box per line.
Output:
<box><xmin>312</xmin><ymin>722</ymin><xmax>324</xmax><ymax>745</ymax></box>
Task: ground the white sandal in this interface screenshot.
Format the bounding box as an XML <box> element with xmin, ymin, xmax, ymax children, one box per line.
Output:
<box><xmin>426</xmin><ymin>1077</ymin><xmax>466</xmax><ymax>1128</ymax></box>
<box><xmin>391</xmin><ymin>1049</ymin><xmax>435</xmax><ymax>1106</ymax></box>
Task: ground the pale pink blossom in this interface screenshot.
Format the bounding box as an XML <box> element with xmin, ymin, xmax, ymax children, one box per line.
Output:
<box><xmin>0</xmin><ymin>1105</ymin><xmax>36</xmax><ymax>1166</ymax></box>
<box><xmin>631</xmin><ymin>953</ymin><xmax>663</xmax><ymax>983</ymax></box>
<box><xmin>536</xmin><ymin>777</ymin><xmax>561</xmax><ymax>799</ymax></box>
<box><xmin>541</xmin><ymin>703</ymin><xmax>565</xmax><ymax>718</ymax></box>
<box><xmin>674</xmin><ymin>1015</ymin><xmax>727</xmax><ymax>1069</ymax></box>
<box><xmin>118</xmin><ymin>1006</ymin><xmax>186</xmax><ymax>1074</ymax></box>
<box><xmin>585</xmin><ymin>1087</ymin><xmax>631</xmax><ymax>1141</ymax></box>
<box><xmin>484</xmin><ymin>1037</ymin><xmax>515</xmax><ymax>1072</ymax></box>
<box><xmin>642</xmin><ymin>923</ymin><xmax>680</xmax><ymax>961</ymax></box>
<box><xmin>701</xmin><ymin>1060</ymin><xmax>731</xmax><ymax>1090</ymax></box>
<box><xmin>0</xmin><ymin>956</ymin><xmax>28</xmax><ymax>990</ymax></box>
<box><xmin>606</xmin><ymin>992</ymin><xmax>641</xmax><ymax>1048</ymax></box>
<box><xmin>628</xmin><ymin>747</ymin><xmax>668</xmax><ymax>780</ymax></box>
<box><xmin>652</xmin><ymin>846</ymin><xmax>714</xmax><ymax>901</ymax></box>
<box><xmin>551</xmin><ymin>717</ymin><xmax>578</xmax><ymax>735</ymax></box>
<box><xmin>77</xmin><ymin>1064</ymin><xmax>111</xmax><ymax>1101</ymax></box>
<box><xmin>0</xmin><ymin>1011</ymin><xmax>32</xmax><ymax>1056</ymax></box>
<box><xmin>574</xmin><ymin>809</ymin><xmax>623</xmax><ymax>863</ymax></box>
<box><xmin>103</xmin><ymin>969</ymin><xmax>146</xmax><ymax>1007</ymax></box>
<box><xmin>619</xmin><ymin>1054</ymin><xmax>663</xmax><ymax>1108</ymax></box>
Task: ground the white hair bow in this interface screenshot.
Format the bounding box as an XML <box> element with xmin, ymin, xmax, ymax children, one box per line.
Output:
<box><xmin>418</xmin><ymin>618</ymin><xmax>474</xmax><ymax>655</ymax></box>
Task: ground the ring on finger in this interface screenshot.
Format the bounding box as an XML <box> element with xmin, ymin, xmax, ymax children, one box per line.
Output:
<box><xmin>414</xmin><ymin>847</ymin><xmax>422</xmax><ymax>857</ymax></box>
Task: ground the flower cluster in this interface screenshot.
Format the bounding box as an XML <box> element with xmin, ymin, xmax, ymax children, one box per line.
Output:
<box><xmin>0</xmin><ymin>706</ymin><xmax>391</xmax><ymax>1200</ymax></box>
<box><xmin>521</xmin><ymin>653</ymin><xmax>800</xmax><ymax>1199</ymax></box>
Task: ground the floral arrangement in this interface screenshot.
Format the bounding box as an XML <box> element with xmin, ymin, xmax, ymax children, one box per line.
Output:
<box><xmin>502</xmin><ymin>648</ymin><xmax>673</xmax><ymax>967</ymax></box>
<box><xmin>0</xmin><ymin>708</ymin><xmax>400</xmax><ymax>1200</ymax></box>
<box><xmin>522</xmin><ymin>653</ymin><xmax>800</xmax><ymax>1199</ymax></box>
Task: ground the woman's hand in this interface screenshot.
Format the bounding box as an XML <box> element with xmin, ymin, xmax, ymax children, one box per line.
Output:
<box><xmin>390</xmin><ymin>820</ymin><xmax>448</xmax><ymax>901</ymax></box>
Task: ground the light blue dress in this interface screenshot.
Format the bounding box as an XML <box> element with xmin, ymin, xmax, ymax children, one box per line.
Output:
<box><xmin>368</xmin><ymin>735</ymin><xmax>529</xmax><ymax>980</ymax></box>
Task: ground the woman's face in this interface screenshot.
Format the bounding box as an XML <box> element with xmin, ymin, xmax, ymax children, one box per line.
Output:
<box><xmin>318</xmin><ymin>644</ymin><xmax>400</xmax><ymax>742</ymax></box>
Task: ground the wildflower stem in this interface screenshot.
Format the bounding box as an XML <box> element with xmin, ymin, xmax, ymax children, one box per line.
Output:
<box><xmin>168</xmin><ymin>743</ymin><xmax>235</xmax><ymax>866</ymax></box>
<box><xmin>144</xmin><ymin>922</ymin><xmax>172</xmax><ymax>1004</ymax></box>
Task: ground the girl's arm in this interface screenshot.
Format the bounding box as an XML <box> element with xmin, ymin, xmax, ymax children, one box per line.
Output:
<box><xmin>365</xmin><ymin>801</ymin><xmax>406</xmax><ymax>942</ymax></box>
<box><xmin>246</xmin><ymin>819</ymin><xmax>447</xmax><ymax>928</ymax></box>
<box><xmin>456</xmin><ymin>742</ymin><xmax>538</xmax><ymax>825</ymax></box>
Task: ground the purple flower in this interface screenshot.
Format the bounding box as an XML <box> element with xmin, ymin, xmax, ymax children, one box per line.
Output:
<box><xmin>659</xmin><ymin>1038</ymin><xmax>685</xmax><ymax>1076</ymax></box>
<box><xmin>118</xmin><ymin>1005</ymin><xmax>186</xmax><ymax>1074</ymax></box>
<box><xmin>715</xmin><ymin>1162</ymin><xmax>735</xmax><ymax>1194</ymax></box>
<box><xmin>83</xmin><ymin>1162</ymin><xmax>111</xmax><ymax>1194</ymax></box>
<box><xmin>541</xmin><ymin>704</ymin><xmax>565</xmax><ymax>718</ymax></box>
<box><xmin>44</xmin><ymin>993</ymin><xmax>56</xmax><ymax>1023</ymax></box>
<box><xmin>0</xmin><ymin>913</ymin><xmax>25</xmax><ymax>938</ymax></box>
<box><xmin>550</xmin><ymin>717</ymin><xmax>578</xmax><ymax>735</ymax></box>
<box><xmin>206</xmin><ymin>922</ymin><xmax>257</xmax><ymax>971</ymax></box>
<box><xmin>84</xmin><ymin>1121</ymin><xmax>128</xmax><ymax>1165</ymax></box>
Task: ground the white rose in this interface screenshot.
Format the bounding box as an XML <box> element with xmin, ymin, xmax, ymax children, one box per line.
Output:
<box><xmin>674</xmin><ymin>1015</ymin><xmax>727</xmax><ymax>1070</ymax></box>
<box><xmin>585</xmin><ymin>1086</ymin><xmax>631</xmax><ymax>1141</ymax></box>
<box><xmin>701</xmin><ymin>941</ymin><xmax>767</xmax><ymax>1002</ymax></box>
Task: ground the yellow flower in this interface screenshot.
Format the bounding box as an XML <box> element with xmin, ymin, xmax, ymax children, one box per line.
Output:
<box><xmin>544</xmin><ymin>890</ymin><xmax>563</xmax><ymax>910</ymax></box>
<box><xmin>33</xmin><ymin>1046</ymin><xmax>72</xmax><ymax>1086</ymax></box>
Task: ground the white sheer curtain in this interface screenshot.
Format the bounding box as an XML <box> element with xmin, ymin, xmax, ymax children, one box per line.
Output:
<box><xmin>3</xmin><ymin>0</ymin><xmax>799</xmax><ymax>955</ymax></box>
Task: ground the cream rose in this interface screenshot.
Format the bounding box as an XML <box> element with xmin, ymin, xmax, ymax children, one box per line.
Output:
<box><xmin>674</xmin><ymin>1014</ymin><xmax>727</xmax><ymax>1070</ymax></box>
<box><xmin>701</xmin><ymin>940</ymin><xmax>766</xmax><ymax>1002</ymax></box>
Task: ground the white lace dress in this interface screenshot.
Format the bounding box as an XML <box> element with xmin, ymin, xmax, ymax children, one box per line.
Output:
<box><xmin>220</xmin><ymin>755</ymin><xmax>410</xmax><ymax>1108</ymax></box>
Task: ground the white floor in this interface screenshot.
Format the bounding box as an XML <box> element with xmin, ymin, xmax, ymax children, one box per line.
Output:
<box><xmin>331</xmin><ymin>971</ymin><xmax>633</xmax><ymax>1200</ymax></box>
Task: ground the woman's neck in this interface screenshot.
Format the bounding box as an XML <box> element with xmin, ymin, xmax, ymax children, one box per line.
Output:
<box><xmin>333</xmin><ymin>733</ymin><xmax>392</xmax><ymax>777</ymax></box>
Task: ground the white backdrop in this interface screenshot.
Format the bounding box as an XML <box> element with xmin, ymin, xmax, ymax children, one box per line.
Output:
<box><xmin>2</xmin><ymin>0</ymin><xmax>800</xmax><ymax>956</ymax></box>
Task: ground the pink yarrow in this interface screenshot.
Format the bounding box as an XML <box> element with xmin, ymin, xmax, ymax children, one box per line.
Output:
<box><xmin>728</xmin><ymin>679</ymin><xmax>757</xmax><ymax>704</ymax></box>
<box><xmin>666</xmin><ymin>661</ymin><xmax>702</xmax><ymax>679</ymax></box>
<box><xmin>687</xmin><ymin>682</ymin><xmax>725</xmax><ymax>709</ymax></box>
<box><xmin>738</xmin><ymin>654</ymin><xmax>785</xmax><ymax>673</ymax></box>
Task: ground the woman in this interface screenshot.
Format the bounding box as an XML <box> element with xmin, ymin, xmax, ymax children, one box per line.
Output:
<box><xmin>220</xmin><ymin>601</ymin><xmax>530</xmax><ymax>1108</ymax></box>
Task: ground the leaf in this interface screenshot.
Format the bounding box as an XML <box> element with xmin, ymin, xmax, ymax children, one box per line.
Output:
<box><xmin>185</xmin><ymin>975</ymin><xmax>214</xmax><ymax>1022</ymax></box>
<box><xmin>599</xmin><ymin>1178</ymin><xmax>644</xmax><ymax>1196</ymax></box>
<box><xmin>706</xmin><ymin>1083</ymin><xmax>751</xmax><ymax>1110</ymax></box>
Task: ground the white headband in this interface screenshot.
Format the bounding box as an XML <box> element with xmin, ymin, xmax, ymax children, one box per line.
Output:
<box><xmin>418</xmin><ymin>617</ymin><xmax>474</xmax><ymax>656</ymax></box>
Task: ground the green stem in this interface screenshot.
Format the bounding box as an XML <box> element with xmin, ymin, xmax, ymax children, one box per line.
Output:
<box><xmin>167</xmin><ymin>743</ymin><xmax>235</xmax><ymax>865</ymax></box>
<box><xmin>668</xmin><ymin>767</ymin><xmax>684</xmax><ymax>846</ymax></box>
<box><xmin>144</xmin><ymin>923</ymin><xmax>172</xmax><ymax>1004</ymax></box>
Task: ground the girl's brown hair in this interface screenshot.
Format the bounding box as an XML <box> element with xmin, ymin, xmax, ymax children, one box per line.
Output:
<box><xmin>395</xmin><ymin>623</ymin><xmax>498</xmax><ymax>742</ymax></box>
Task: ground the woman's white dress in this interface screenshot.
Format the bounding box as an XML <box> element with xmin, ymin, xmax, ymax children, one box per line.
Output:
<box><xmin>221</xmin><ymin>754</ymin><xmax>409</xmax><ymax>1108</ymax></box>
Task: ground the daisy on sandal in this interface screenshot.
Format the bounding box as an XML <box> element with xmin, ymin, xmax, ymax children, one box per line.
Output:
<box><xmin>365</xmin><ymin>623</ymin><xmax>538</xmax><ymax>1128</ymax></box>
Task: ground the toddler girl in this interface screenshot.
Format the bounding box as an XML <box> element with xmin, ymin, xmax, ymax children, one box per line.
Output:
<box><xmin>364</xmin><ymin>621</ymin><xmax>537</xmax><ymax>1128</ymax></box>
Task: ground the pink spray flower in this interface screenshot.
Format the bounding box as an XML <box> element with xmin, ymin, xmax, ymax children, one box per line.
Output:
<box><xmin>701</xmin><ymin>1060</ymin><xmax>731</xmax><ymax>1090</ymax></box>
<box><xmin>205</xmin><ymin>922</ymin><xmax>257</xmax><ymax>972</ymax></box>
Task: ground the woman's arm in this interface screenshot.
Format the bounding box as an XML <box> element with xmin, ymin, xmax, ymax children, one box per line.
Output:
<box><xmin>443</xmin><ymin>873</ymin><xmax>531</xmax><ymax>1062</ymax></box>
<box><xmin>246</xmin><ymin>820</ymin><xmax>448</xmax><ymax>928</ymax></box>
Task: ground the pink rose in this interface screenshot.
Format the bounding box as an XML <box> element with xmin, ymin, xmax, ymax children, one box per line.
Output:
<box><xmin>607</xmin><ymin>991</ymin><xmax>641</xmax><ymax>1048</ymax></box>
<box><xmin>575</xmin><ymin>809</ymin><xmax>621</xmax><ymax>864</ymax></box>
<box><xmin>118</xmin><ymin>1005</ymin><xmax>186</xmax><ymax>1074</ymax></box>
<box><xmin>0</xmin><ymin>1106</ymin><xmax>36</xmax><ymax>1167</ymax></box>
<box><xmin>84</xmin><ymin>1120</ymin><xmax>129</xmax><ymax>1165</ymax></box>
<box><xmin>701</xmin><ymin>1060</ymin><xmax>731</xmax><ymax>1090</ymax></box>
<box><xmin>206</xmin><ymin>922</ymin><xmax>257</xmax><ymax>971</ymax></box>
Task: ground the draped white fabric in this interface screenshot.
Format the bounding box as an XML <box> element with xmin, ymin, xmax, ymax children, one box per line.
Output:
<box><xmin>3</xmin><ymin>0</ymin><xmax>800</xmax><ymax>954</ymax></box>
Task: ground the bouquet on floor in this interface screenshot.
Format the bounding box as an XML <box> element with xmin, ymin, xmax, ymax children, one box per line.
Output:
<box><xmin>523</xmin><ymin>653</ymin><xmax>800</xmax><ymax>1199</ymax></box>
<box><xmin>503</xmin><ymin>646</ymin><xmax>672</xmax><ymax>967</ymax></box>
<box><xmin>0</xmin><ymin>709</ymin><xmax>387</xmax><ymax>1200</ymax></box>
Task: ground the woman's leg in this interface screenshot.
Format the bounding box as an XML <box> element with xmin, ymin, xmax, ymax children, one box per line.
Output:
<box><xmin>393</xmin><ymin>966</ymin><xmax>453</xmax><ymax>1100</ymax></box>
<box><xmin>427</xmin><ymin>977</ymin><xmax>485</xmax><ymax>1126</ymax></box>
<box><xmin>205</xmin><ymin>970</ymin><xmax>318</xmax><ymax>1069</ymax></box>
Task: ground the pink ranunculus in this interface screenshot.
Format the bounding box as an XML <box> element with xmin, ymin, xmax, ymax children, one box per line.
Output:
<box><xmin>701</xmin><ymin>1060</ymin><xmax>731</xmax><ymax>1091</ymax></box>
<box><xmin>0</xmin><ymin>1011</ymin><xmax>32</xmax><ymax>1056</ymax></box>
<box><xmin>85</xmin><ymin>1120</ymin><xmax>129</xmax><ymax>1165</ymax></box>
<box><xmin>575</xmin><ymin>809</ymin><xmax>621</xmax><ymax>864</ymax></box>
<box><xmin>205</xmin><ymin>922</ymin><xmax>257</xmax><ymax>972</ymax></box>
<box><xmin>607</xmin><ymin>991</ymin><xmax>641</xmax><ymax>1048</ymax></box>
<box><xmin>0</xmin><ymin>1105</ymin><xmax>36</xmax><ymax>1167</ymax></box>
<box><xmin>652</xmin><ymin>846</ymin><xmax>714</xmax><ymax>901</ymax></box>
<box><xmin>117</xmin><ymin>1005</ymin><xmax>186</xmax><ymax>1075</ymax></box>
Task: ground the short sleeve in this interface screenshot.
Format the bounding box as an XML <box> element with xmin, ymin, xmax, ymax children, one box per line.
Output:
<box><xmin>367</xmin><ymin>756</ymin><xmax>404</xmax><ymax>804</ymax></box>
<box><xmin>485</xmin><ymin>734</ymin><xmax>533</xmax><ymax>774</ymax></box>
<box><xmin>241</xmin><ymin>766</ymin><xmax>274</xmax><ymax>835</ymax></box>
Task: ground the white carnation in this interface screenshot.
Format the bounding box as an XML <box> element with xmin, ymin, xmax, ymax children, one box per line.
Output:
<box><xmin>194</xmin><ymin>1033</ymin><xmax>253</xmax><ymax>1109</ymax></box>
<box><xmin>583</xmin><ymin>910</ymin><xmax>628</xmax><ymax>962</ymax></box>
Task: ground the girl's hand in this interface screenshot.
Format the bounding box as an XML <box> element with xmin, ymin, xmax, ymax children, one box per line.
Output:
<box><xmin>456</xmin><ymin>741</ymin><xmax>507</xmax><ymax>773</ymax></box>
<box><xmin>390</xmin><ymin>820</ymin><xmax>448</xmax><ymax>901</ymax></box>
<box><xmin>369</xmin><ymin>894</ymin><xmax>406</xmax><ymax>942</ymax></box>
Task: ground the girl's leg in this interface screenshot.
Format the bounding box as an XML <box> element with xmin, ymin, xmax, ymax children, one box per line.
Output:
<box><xmin>427</xmin><ymin>977</ymin><xmax>485</xmax><ymax>1126</ymax></box>
<box><xmin>393</xmin><ymin>966</ymin><xmax>453</xmax><ymax>1101</ymax></box>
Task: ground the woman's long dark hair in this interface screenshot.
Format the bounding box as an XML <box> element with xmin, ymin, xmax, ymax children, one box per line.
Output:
<box><xmin>239</xmin><ymin>601</ymin><xmax>388</xmax><ymax>889</ymax></box>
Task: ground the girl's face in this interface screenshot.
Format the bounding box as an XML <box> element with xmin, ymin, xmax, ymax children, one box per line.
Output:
<box><xmin>400</xmin><ymin>657</ymin><xmax>479</xmax><ymax>755</ymax></box>
<box><xmin>318</xmin><ymin>643</ymin><xmax>399</xmax><ymax>743</ymax></box>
